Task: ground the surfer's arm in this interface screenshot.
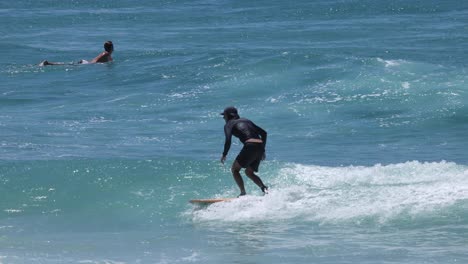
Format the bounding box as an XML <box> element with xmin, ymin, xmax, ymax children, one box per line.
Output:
<box><xmin>222</xmin><ymin>125</ymin><xmax>232</xmax><ymax>159</ymax></box>
<box><xmin>220</xmin><ymin>139</ymin><xmax>231</xmax><ymax>164</ymax></box>
<box><xmin>253</xmin><ymin>123</ymin><xmax>267</xmax><ymax>160</ymax></box>
<box><xmin>91</xmin><ymin>51</ymin><xmax>112</xmax><ymax>63</ymax></box>
<box><xmin>254</xmin><ymin>123</ymin><xmax>267</xmax><ymax>148</ymax></box>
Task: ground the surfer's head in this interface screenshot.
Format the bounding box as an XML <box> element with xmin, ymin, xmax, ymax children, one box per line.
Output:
<box><xmin>221</xmin><ymin>106</ymin><xmax>239</xmax><ymax>121</ymax></box>
<box><xmin>104</xmin><ymin>41</ymin><xmax>114</xmax><ymax>53</ymax></box>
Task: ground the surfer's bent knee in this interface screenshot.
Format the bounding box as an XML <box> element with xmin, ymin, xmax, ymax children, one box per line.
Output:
<box><xmin>231</xmin><ymin>161</ymin><xmax>241</xmax><ymax>173</ymax></box>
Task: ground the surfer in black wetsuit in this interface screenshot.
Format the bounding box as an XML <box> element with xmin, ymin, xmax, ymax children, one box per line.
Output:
<box><xmin>220</xmin><ymin>106</ymin><xmax>268</xmax><ymax>196</ymax></box>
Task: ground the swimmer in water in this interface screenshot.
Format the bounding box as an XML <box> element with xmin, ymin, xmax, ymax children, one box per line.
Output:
<box><xmin>39</xmin><ymin>41</ymin><xmax>114</xmax><ymax>66</ymax></box>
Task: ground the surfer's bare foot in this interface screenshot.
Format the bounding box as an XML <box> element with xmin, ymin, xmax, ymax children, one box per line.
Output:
<box><xmin>261</xmin><ymin>186</ymin><xmax>268</xmax><ymax>195</ymax></box>
<box><xmin>238</xmin><ymin>192</ymin><xmax>246</xmax><ymax>197</ymax></box>
<box><xmin>39</xmin><ymin>60</ymin><xmax>50</xmax><ymax>66</ymax></box>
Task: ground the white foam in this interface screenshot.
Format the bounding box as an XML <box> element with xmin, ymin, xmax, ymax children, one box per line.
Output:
<box><xmin>402</xmin><ymin>81</ymin><xmax>410</xmax><ymax>89</ymax></box>
<box><xmin>190</xmin><ymin>161</ymin><xmax>468</xmax><ymax>224</ymax></box>
<box><xmin>377</xmin><ymin>58</ymin><xmax>405</xmax><ymax>67</ymax></box>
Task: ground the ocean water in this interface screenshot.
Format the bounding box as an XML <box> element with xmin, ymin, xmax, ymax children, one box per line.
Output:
<box><xmin>1</xmin><ymin>0</ymin><xmax>468</xmax><ymax>263</ymax></box>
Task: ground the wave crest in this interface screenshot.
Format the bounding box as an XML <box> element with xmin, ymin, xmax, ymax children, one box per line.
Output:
<box><xmin>191</xmin><ymin>161</ymin><xmax>468</xmax><ymax>225</ymax></box>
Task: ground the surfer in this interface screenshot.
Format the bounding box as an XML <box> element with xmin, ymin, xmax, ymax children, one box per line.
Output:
<box><xmin>220</xmin><ymin>106</ymin><xmax>268</xmax><ymax>196</ymax></box>
<box><xmin>39</xmin><ymin>41</ymin><xmax>114</xmax><ymax>66</ymax></box>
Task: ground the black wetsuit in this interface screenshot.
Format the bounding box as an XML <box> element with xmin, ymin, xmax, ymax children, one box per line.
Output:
<box><xmin>223</xmin><ymin>118</ymin><xmax>267</xmax><ymax>171</ymax></box>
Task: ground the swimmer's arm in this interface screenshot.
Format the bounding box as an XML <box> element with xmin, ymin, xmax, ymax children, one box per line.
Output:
<box><xmin>91</xmin><ymin>52</ymin><xmax>111</xmax><ymax>63</ymax></box>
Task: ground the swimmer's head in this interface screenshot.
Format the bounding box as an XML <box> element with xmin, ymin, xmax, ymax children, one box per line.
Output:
<box><xmin>104</xmin><ymin>41</ymin><xmax>114</xmax><ymax>52</ymax></box>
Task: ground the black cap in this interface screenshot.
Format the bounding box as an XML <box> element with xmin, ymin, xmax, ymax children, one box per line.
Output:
<box><xmin>220</xmin><ymin>106</ymin><xmax>238</xmax><ymax>117</ymax></box>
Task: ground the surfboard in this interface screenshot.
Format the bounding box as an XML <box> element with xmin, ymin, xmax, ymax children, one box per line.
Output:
<box><xmin>39</xmin><ymin>60</ymin><xmax>76</xmax><ymax>66</ymax></box>
<box><xmin>189</xmin><ymin>198</ymin><xmax>235</xmax><ymax>204</ymax></box>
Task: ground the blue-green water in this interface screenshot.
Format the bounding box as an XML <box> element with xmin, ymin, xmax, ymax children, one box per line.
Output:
<box><xmin>1</xmin><ymin>1</ymin><xmax>468</xmax><ymax>263</ymax></box>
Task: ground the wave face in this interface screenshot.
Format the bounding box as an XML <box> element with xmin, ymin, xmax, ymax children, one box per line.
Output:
<box><xmin>3</xmin><ymin>160</ymin><xmax>467</xmax><ymax>227</ymax></box>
